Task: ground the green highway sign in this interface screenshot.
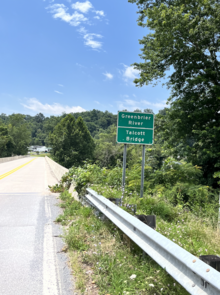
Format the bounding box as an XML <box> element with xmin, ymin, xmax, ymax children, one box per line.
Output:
<box><xmin>117</xmin><ymin>111</ymin><xmax>154</xmax><ymax>145</ymax></box>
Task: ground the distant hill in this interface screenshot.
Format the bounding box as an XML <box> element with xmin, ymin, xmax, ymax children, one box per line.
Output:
<box><xmin>0</xmin><ymin>110</ymin><xmax>117</xmax><ymax>146</ymax></box>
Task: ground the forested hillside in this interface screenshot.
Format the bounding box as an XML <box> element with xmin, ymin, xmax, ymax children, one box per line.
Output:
<box><xmin>0</xmin><ymin>109</ymin><xmax>117</xmax><ymax>153</ymax></box>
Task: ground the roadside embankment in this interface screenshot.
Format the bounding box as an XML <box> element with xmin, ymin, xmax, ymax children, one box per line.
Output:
<box><xmin>0</xmin><ymin>155</ymin><xmax>30</xmax><ymax>164</ymax></box>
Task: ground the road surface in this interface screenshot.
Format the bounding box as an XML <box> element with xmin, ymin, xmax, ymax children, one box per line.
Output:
<box><xmin>0</xmin><ymin>157</ymin><xmax>74</xmax><ymax>295</ymax></box>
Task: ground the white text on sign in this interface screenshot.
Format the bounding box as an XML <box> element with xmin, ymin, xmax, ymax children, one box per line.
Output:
<box><xmin>121</xmin><ymin>114</ymin><xmax>152</xmax><ymax>120</ymax></box>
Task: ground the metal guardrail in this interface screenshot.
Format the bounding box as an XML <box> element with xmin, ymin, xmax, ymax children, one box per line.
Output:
<box><xmin>85</xmin><ymin>188</ymin><xmax>220</xmax><ymax>295</ymax></box>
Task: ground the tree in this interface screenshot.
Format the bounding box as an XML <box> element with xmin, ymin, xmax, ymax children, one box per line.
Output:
<box><xmin>0</xmin><ymin>125</ymin><xmax>14</xmax><ymax>157</ymax></box>
<box><xmin>8</xmin><ymin>114</ymin><xmax>31</xmax><ymax>155</ymax></box>
<box><xmin>143</xmin><ymin>108</ymin><xmax>154</xmax><ymax>114</ymax></box>
<box><xmin>34</xmin><ymin>113</ymin><xmax>45</xmax><ymax>124</ymax></box>
<box><xmin>49</xmin><ymin>114</ymin><xmax>95</xmax><ymax>168</ymax></box>
<box><xmin>94</xmin><ymin>125</ymin><xmax>123</xmax><ymax>167</ymax></box>
<box><xmin>129</xmin><ymin>0</ymin><xmax>220</xmax><ymax>187</ymax></box>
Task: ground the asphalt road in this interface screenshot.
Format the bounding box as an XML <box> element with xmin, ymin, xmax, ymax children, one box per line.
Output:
<box><xmin>0</xmin><ymin>157</ymin><xmax>74</xmax><ymax>295</ymax></box>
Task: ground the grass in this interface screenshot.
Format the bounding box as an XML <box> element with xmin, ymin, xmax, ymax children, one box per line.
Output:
<box><xmin>56</xmin><ymin>190</ymin><xmax>191</xmax><ymax>295</ymax></box>
<box><xmin>69</xmin><ymin>251</ymin><xmax>87</xmax><ymax>292</ymax></box>
<box><xmin>91</xmin><ymin>184</ymin><xmax>220</xmax><ymax>258</ymax></box>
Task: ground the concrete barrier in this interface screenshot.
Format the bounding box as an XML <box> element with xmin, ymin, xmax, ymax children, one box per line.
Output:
<box><xmin>68</xmin><ymin>180</ymin><xmax>80</xmax><ymax>201</ymax></box>
<box><xmin>45</xmin><ymin>156</ymin><xmax>79</xmax><ymax>200</ymax></box>
<box><xmin>0</xmin><ymin>155</ymin><xmax>30</xmax><ymax>164</ymax></box>
<box><xmin>45</xmin><ymin>156</ymin><xmax>69</xmax><ymax>182</ymax></box>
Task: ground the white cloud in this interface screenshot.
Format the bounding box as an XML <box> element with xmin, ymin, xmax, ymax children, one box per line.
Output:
<box><xmin>103</xmin><ymin>72</ymin><xmax>113</xmax><ymax>80</ymax></box>
<box><xmin>94</xmin><ymin>100</ymin><xmax>100</xmax><ymax>104</ymax></box>
<box><xmin>78</xmin><ymin>27</ymin><xmax>102</xmax><ymax>50</ymax></box>
<box><xmin>58</xmin><ymin>84</ymin><xmax>64</xmax><ymax>87</ymax></box>
<box><xmin>83</xmin><ymin>33</ymin><xmax>102</xmax><ymax>49</ymax></box>
<box><xmin>117</xmin><ymin>99</ymin><xmax>167</xmax><ymax>112</ymax></box>
<box><xmin>141</xmin><ymin>99</ymin><xmax>167</xmax><ymax>109</ymax></box>
<box><xmin>76</xmin><ymin>62</ymin><xmax>86</xmax><ymax>68</ymax></box>
<box><xmin>22</xmin><ymin>98</ymin><xmax>86</xmax><ymax>115</ymax></box>
<box><xmin>78</xmin><ymin>26</ymin><xmax>87</xmax><ymax>34</ymax></box>
<box><xmin>95</xmin><ymin>10</ymin><xmax>104</xmax><ymax>16</ymax></box>
<box><xmin>47</xmin><ymin>4</ymin><xmax>87</xmax><ymax>26</ymax></box>
<box><xmin>122</xmin><ymin>65</ymin><xmax>140</xmax><ymax>81</ymax></box>
<box><xmin>46</xmin><ymin>3</ymin><xmax>105</xmax><ymax>50</ymax></box>
<box><xmin>72</xmin><ymin>1</ymin><xmax>93</xmax><ymax>13</ymax></box>
<box><xmin>54</xmin><ymin>90</ymin><xmax>63</xmax><ymax>94</ymax></box>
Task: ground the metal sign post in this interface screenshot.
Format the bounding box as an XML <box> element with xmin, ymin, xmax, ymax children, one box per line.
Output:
<box><xmin>117</xmin><ymin>111</ymin><xmax>154</xmax><ymax>200</ymax></box>
<box><xmin>122</xmin><ymin>144</ymin><xmax>127</xmax><ymax>188</ymax></box>
<box><xmin>140</xmin><ymin>145</ymin><xmax>146</xmax><ymax>199</ymax></box>
<box><xmin>122</xmin><ymin>144</ymin><xmax>127</xmax><ymax>202</ymax></box>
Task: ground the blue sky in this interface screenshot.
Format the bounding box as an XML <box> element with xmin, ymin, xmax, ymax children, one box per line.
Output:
<box><xmin>0</xmin><ymin>0</ymin><xmax>170</xmax><ymax>116</ymax></box>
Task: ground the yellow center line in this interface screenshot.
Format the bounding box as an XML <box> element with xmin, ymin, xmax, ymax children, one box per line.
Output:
<box><xmin>0</xmin><ymin>158</ymin><xmax>37</xmax><ymax>180</ymax></box>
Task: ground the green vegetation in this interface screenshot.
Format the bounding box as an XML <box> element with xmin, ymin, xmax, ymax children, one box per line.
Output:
<box><xmin>60</xmin><ymin>159</ymin><xmax>219</xmax><ymax>231</ymax></box>
<box><xmin>129</xmin><ymin>0</ymin><xmax>220</xmax><ymax>188</ymax></box>
<box><xmin>0</xmin><ymin>110</ymin><xmax>116</xmax><ymax>158</ymax></box>
<box><xmin>0</xmin><ymin>114</ymin><xmax>31</xmax><ymax>156</ymax></box>
<box><xmin>56</xmin><ymin>191</ymin><xmax>190</xmax><ymax>294</ymax></box>
<box><xmin>49</xmin><ymin>114</ymin><xmax>95</xmax><ymax>168</ymax></box>
<box><xmin>54</xmin><ymin>158</ymin><xmax>220</xmax><ymax>294</ymax></box>
<box><xmin>0</xmin><ymin>125</ymin><xmax>14</xmax><ymax>157</ymax></box>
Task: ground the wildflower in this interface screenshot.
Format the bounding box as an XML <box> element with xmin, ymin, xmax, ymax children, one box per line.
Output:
<box><xmin>173</xmin><ymin>239</ymin><xmax>175</xmax><ymax>241</ymax></box>
<box><xmin>149</xmin><ymin>284</ymin><xmax>154</xmax><ymax>287</ymax></box>
<box><xmin>130</xmin><ymin>274</ymin><xmax>136</xmax><ymax>280</ymax></box>
<box><xmin>97</xmin><ymin>262</ymin><xmax>99</xmax><ymax>264</ymax></box>
<box><xmin>94</xmin><ymin>244</ymin><xmax>97</xmax><ymax>247</ymax></box>
<box><xmin>161</xmin><ymin>288</ymin><xmax>163</xmax><ymax>291</ymax></box>
<box><xmin>99</xmin><ymin>242</ymin><xmax>101</xmax><ymax>245</ymax></box>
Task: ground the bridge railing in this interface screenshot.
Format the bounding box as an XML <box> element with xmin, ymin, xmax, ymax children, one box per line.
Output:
<box><xmin>83</xmin><ymin>188</ymin><xmax>220</xmax><ymax>295</ymax></box>
<box><xmin>0</xmin><ymin>155</ymin><xmax>30</xmax><ymax>164</ymax></box>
